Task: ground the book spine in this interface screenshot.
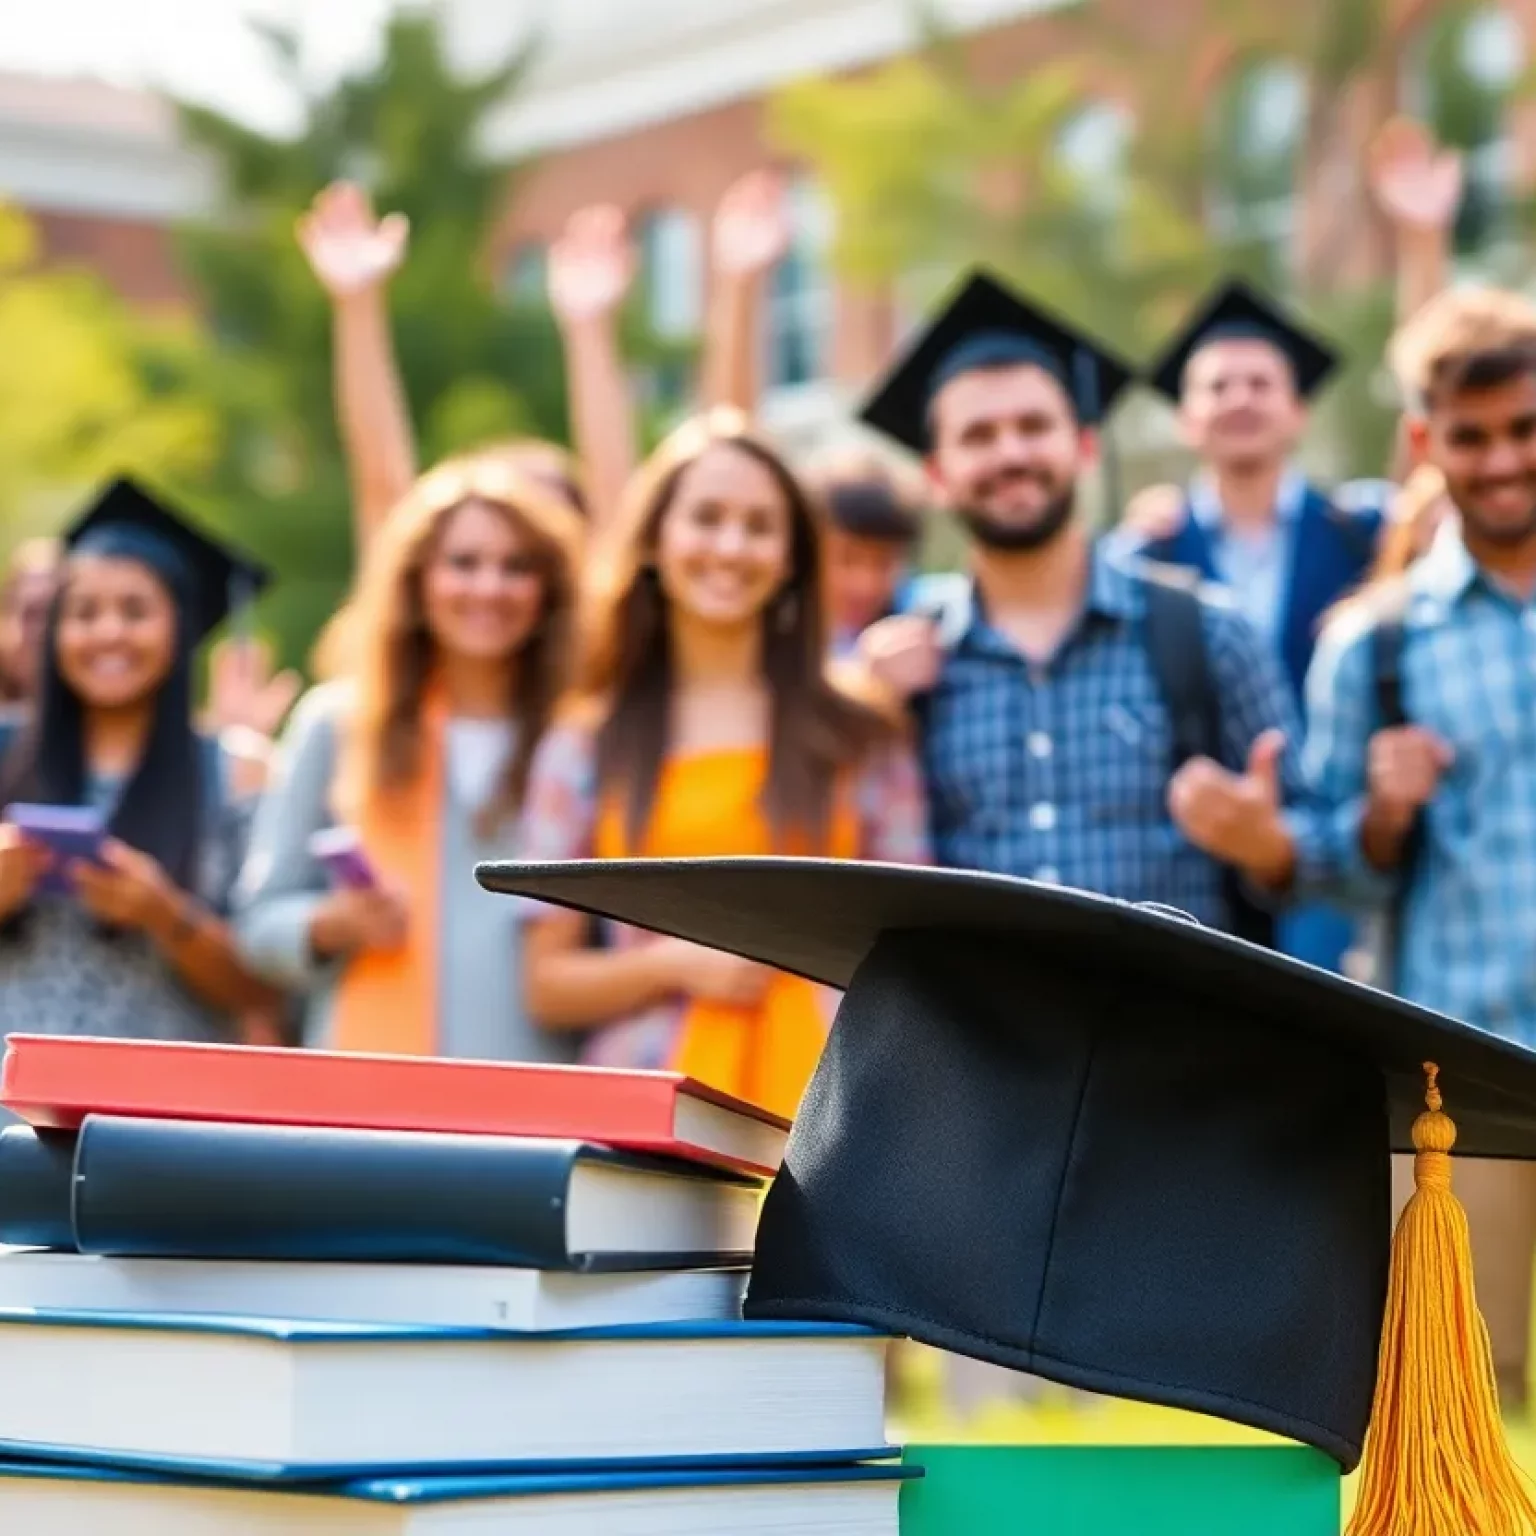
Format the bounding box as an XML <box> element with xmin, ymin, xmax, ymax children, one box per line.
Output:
<box><xmin>0</xmin><ymin>1125</ymin><xmax>77</xmax><ymax>1249</ymax></box>
<box><xmin>72</xmin><ymin>1118</ymin><xmax>580</xmax><ymax>1268</ymax></box>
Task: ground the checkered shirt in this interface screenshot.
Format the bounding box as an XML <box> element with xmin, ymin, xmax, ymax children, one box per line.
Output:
<box><xmin>917</xmin><ymin>545</ymin><xmax>1302</xmax><ymax>930</ymax></box>
<box><xmin>1292</xmin><ymin>526</ymin><xmax>1536</xmax><ymax>1040</ymax></box>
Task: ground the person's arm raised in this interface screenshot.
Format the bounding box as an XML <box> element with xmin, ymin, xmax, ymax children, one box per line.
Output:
<box><xmin>296</xmin><ymin>183</ymin><xmax>416</xmax><ymax>550</ymax></box>
<box><xmin>1369</xmin><ymin>118</ymin><xmax>1462</xmax><ymax>328</ymax></box>
<box><xmin>701</xmin><ymin>170</ymin><xmax>792</xmax><ymax>415</ymax></box>
<box><xmin>548</xmin><ymin>206</ymin><xmax>639</xmax><ymax>530</ymax></box>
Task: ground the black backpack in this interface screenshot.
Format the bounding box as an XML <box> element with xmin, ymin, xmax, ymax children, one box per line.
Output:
<box><xmin>1366</xmin><ymin>601</ymin><xmax>1419</xmax><ymax>986</ymax></box>
<box><xmin>1140</xmin><ymin>573</ymin><xmax>1276</xmax><ymax>948</ymax></box>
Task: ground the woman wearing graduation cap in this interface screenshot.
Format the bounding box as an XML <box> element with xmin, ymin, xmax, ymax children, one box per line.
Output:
<box><xmin>0</xmin><ymin>480</ymin><xmax>277</xmax><ymax>1039</ymax></box>
<box><xmin>517</xmin><ymin>409</ymin><xmax>929</xmax><ymax>1120</ymax></box>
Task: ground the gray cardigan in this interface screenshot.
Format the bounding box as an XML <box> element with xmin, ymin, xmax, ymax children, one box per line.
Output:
<box><xmin>234</xmin><ymin>683</ymin><xmax>575</xmax><ymax>1064</ymax></box>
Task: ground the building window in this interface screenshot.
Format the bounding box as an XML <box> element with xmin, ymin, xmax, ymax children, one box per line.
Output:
<box><xmin>503</xmin><ymin>244</ymin><xmax>547</xmax><ymax>307</ymax></box>
<box><xmin>1404</xmin><ymin>4</ymin><xmax>1525</xmax><ymax>255</ymax></box>
<box><xmin>637</xmin><ymin>207</ymin><xmax>703</xmax><ymax>340</ymax></box>
<box><xmin>765</xmin><ymin>176</ymin><xmax>834</xmax><ymax>391</ymax></box>
<box><xmin>1056</xmin><ymin>101</ymin><xmax>1133</xmax><ymax>219</ymax></box>
<box><xmin>1207</xmin><ymin>58</ymin><xmax>1308</xmax><ymax>270</ymax></box>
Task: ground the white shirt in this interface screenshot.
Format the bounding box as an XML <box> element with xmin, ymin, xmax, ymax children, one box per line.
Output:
<box><xmin>445</xmin><ymin>718</ymin><xmax>515</xmax><ymax>811</ymax></box>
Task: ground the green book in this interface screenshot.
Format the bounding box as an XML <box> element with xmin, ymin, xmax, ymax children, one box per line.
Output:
<box><xmin>900</xmin><ymin>1445</ymin><xmax>1340</xmax><ymax>1534</ymax></box>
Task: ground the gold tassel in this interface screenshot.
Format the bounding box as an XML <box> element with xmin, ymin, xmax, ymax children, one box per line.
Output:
<box><xmin>1347</xmin><ymin>1063</ymin><xmax>1536</xmax><ymax>1536</ymax></box>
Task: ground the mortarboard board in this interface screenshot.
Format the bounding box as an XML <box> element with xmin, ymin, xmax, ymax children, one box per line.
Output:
<box><xmin>859</xmin><ymin>270</ymin><xmax>1136</xmax><ymax>454</ymax></box>
<box><xmin>1147</xmin><ymin>278</ymin><xmax>1340</xmax><ymax>403</ymax></box>
<box><xmin>63</xmin><ymin>477</ymin><xmax>271</xmax><ymax>649</ymax></box>
<box><xmin>478</xmin><ymin>856</ymin><xmax>1536</xmax><ymax>1528</ymax></box>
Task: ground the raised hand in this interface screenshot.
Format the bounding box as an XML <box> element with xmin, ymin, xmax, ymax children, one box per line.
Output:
<box><xmin>547</xmin><ymin>205</ymin><xmax>636</xmax><ymax>327</ymax></box>
<box><xmin>295</xmin><ymin>182</ymin><xmax>410</xmax><ymax>299</ymax></box>
<box><xmin>712</xmin><ymin>169</ymin><xmax>792</xmax><ymax>281</ymax></box>
<box><xmin>1369</xmin><ymin>118</ymin><xmax>1464</xmax><ymax>234</ymax></box>
<box><xmin>206</xmin><ymin>636</ymin><xmax>302</xmax><ymax>741</ymax></box>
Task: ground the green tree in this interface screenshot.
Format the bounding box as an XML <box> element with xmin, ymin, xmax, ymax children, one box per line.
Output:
<box><xmin>167</xmin><ymin>11</ymin><xmax>570</xmax><ymax>666</ymax></box>
<box><xmin>771</xmin><ymin>51</ymin><xmax>1216</xmax><ymax>357</ymax></box>
<box><xmin>0</xmin><ymin>203</ymin><xmax>216</xmax><ymax>550</ymax></box>
<box><xmin>770</xmin><ymin>0</ymin><xmax>1452</xmax><ymax>486</ymax></box>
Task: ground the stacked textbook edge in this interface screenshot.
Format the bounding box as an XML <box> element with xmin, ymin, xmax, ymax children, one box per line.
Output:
<box><xmin>0</xmin><ymin>1035</ymin><xmax>910</xmax><ymax>1532</ymax></box>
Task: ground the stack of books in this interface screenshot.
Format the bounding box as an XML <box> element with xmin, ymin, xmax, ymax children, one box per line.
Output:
<box><xmin>0</xmin><ymin>1035</ymin><xmax>911</xmax><ymax>1531</ymax></box>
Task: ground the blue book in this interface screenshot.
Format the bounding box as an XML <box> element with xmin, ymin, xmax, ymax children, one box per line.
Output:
<box><xmin>0</xmin><ymin>1458</ymin><xmax>916</xmax><ymax>1534</ymax></box>
<box><xmin>0</xmin><ymin>1309</ymin><xmax>889</xmax><ymax>1478</ymax></box>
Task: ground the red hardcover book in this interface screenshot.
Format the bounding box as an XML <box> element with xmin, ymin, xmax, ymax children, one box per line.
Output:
<box><xmin>0</xmin><ymin>1036</ymin><xmax>788</xmax><ymax>1177</ymax></box>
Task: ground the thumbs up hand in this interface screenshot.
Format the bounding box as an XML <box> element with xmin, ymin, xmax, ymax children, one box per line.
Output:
<box><xmin>1168</xmin><ymin>729</ymin><xmax>1295</xmax><ymax>888</ymax></box>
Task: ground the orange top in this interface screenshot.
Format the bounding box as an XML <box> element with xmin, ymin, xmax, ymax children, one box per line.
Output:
<box><xmin>329</xmin><ymin>690</ymin><xmax>446</xmax><ymax>1058</ymax></box>
<box><xmin>595</xmin><ymin>748</ymin><xmax>856</xmax><ymax>1121</ymax></box>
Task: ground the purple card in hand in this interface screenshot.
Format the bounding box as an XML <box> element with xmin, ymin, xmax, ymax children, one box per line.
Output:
<box><xmin>309</xmin><ymin>827</ymin><xmax>379</xmax><ymax>891</ymax></box>
<box><xmin>4</xmin><ymin>804</ymin><xmax>107</xmax><ymax>897</ymax></box>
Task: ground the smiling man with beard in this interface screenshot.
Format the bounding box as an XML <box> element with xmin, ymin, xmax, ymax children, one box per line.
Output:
<box><xmin>1184</xmin><ymin>282</ymin><xmax>1536</xmax><ymax>1414</ymax></box>
<box><xmin>857</xmin><ymin>270</ymin><xmax>1302</xmax><ymax>930</ymax></box>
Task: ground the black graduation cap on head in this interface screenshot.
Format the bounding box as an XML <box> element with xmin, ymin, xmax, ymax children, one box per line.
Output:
<box><xmin>478</xmin><ymin>855</ymin><xmax>1536</xmax><ymax>1503</ymax></box>
<box><xmin>859</xmin><ymin>269</ymin><xmax>1137</xmax><ymax>454</ymax></box>
<box><xmin>64</xmin><ymin>477</ymin><xmax>271</xmax><ymax>648</ymax></box>
<box><xmin>1147</xmin><ymin>277</ymin><xmax>1341</xmax><ymax>403</ymax></box>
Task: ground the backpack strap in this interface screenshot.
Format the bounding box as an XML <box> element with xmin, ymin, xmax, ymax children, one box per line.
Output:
<box><xmin>1141</xmin><ymin>568</ymin><xmax>1276</xmax><ymax>950</ymax></box>
<box><xmin>1366</xmin><ymin>589</ymin><xmax>1419</xmax><ymax>987</ymax></box>
<box><xmin>1142</xmin><ymin>568</ymin><xmax>1219</xmax><ymax>768</ymax></box>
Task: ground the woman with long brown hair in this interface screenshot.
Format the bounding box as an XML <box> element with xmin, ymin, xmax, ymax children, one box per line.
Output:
<box><xmin>236</xmin><ymin>453</ymin><xmax>581</xmax><ymax>1059</ymax></box>
<box><xmin>519</xmin><ymin>410</ymin><xmax>929</xmax><ymax>1119</ymax></box>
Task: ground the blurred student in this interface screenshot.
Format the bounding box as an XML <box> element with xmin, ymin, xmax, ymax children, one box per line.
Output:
<box><xmin>0</xmin><ymin>538</ymin><xmax>61</xmax><ymax>714</ymax></box>
<box><xmin>236</xmin><ymin>455</ymin><xmax>581</xmax><ymax>1060</ymax></box>
<box><xmin>808</xmin><ymin>451</ymin><xmax>924</xmax><ymax>658</ymax></box>
<box><xmin>0</xmin><ymin>481</ymin><xmax>275</xmax><ymax>1039</ymax></box>
<box><xmin>1210</xmin><ymin>286</ymin><xmax>1536</xmax><ymax>1403</ymax></box>
<box><xmin>519</xmin><ymin>410</ymin><xmax>929</xmax><ymax>1121</ymax></box>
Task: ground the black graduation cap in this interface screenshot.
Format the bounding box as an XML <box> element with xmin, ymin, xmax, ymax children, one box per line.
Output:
<box><xmin>64</xmin><ymin>477</ymin><xmax>271</xmax><ymax>647</ymax></box>
<box><xmin>477</xmin><ymin>856</ymin><xmax>1536</xmax><ymax>1484</ymax></box>
<box><xmin>1147</xmin><ymin>278</ymin><xmax>1340</xmax><ymax>403</ymax></box>
<box><xmin>859</xmin><ymin>270</ymin><xmax>1136</xmax><ymax>453</ymax></box>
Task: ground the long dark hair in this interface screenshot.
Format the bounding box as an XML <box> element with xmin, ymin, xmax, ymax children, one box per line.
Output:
<box><xmin>579</xmin><ymin>409</ymin><xmax>895</xmax><ymax>848</ymax></box>
<box><xmin>0</xmin><ymin>562</ymin><xmax>204</xmax><ymax>891</ymax></box>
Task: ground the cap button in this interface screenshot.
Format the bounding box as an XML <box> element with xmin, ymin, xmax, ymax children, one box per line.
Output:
<box><xmin>1134</xmin><ymin>902</ymin><xmax>1203</xmax><ymax>927</ymax></box>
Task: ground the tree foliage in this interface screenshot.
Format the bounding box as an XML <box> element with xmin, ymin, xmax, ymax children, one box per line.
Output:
<box><xmin>168</xmin><ymin>10</ymin><xmax>570</xmax><ymax>666</ymax></box>
<box><xmin>0</xmin><ymin>204</ymin><xmax>216</xmax><ymax>549</ymax></box>
<box><xmin>772</xmin><ymin>54</ymin><xmax>1216</xmax><ymax>355</ymax></box>
<box><xmin>772</xmin><ymin>0</ymin><xmax>1531</xmax><ymax>487</ymax></box>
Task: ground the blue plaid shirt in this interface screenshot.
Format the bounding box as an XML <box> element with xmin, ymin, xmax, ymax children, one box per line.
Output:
<box><xmin>916</xmin><ymin>545</ymin><xmax>1302</xmax><ymax>929</ymax></box>
<box><xmin>1292</xmin><ymin>526</ymin><xmax>1536</xmax><ymax>1040</ymax></box>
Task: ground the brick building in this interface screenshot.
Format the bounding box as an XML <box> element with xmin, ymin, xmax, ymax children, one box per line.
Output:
<box><xmin>0</xmin><ymin>70</ymin><xmax>211</xmax><ymax>311</ymax></box>
<box><xmin>450</xmin><ymin>0</ymin><xmax>1536</xmax><ymax>449</ymax></box>
<box><xmin>4</xmin><ymin>1</ymin><xmax>1535</xmax><ymax>454</ymax></box>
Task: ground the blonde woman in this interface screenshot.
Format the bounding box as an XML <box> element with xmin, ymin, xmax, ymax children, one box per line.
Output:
<box><xmin>236</xmin><ymin>454</ymin><xmax>581</xmax><ymax>1059</ymax></box>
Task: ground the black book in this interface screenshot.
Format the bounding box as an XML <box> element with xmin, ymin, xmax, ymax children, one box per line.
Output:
<box><xmin>10</xmin><ymin>1117</ymin><xmax>762</xmax><ymax>1270</ymax></box>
